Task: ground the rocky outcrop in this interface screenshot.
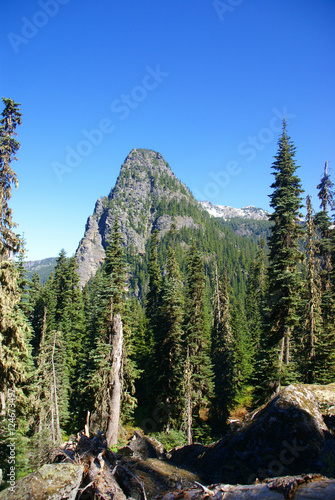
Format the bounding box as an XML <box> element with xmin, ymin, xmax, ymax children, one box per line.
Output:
<box><xmin>0</xmin><ymin>463</ymin><xmax>84</xmax><ymax>500</ymax></box>
<box><xmin>75</xmin><ymin>207</ymin><xmax>106</xmax><ymax>285</ymax></box>
<box><xmin>75</xmin><ymin>149</ymin><xmax>200</xmax><ymax>287</ymax></box>
<box><xmin>170</xmin><ymin>384</ymin><xmax>335</xmax><ymax>485</ymax></box>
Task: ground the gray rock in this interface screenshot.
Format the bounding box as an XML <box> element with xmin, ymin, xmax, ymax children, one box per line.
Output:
<box><xmin>0</xmin><ymin>463</ymin><xmax>84</xmax><ymax>500</ymax></box>
<box><xmin>170</xmin><ymin>384</ymin><xmax>335</xmax><ymax>485</ymax></box>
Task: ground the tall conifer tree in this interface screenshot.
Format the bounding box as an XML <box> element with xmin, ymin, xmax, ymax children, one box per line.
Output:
<box><xmin>211</xmin><ymin>266</ymin><xmax>233</xmax><ymax>433</ymax></box>
<box><xmin>295</xmin><ymin>196</ymin><xmax>322</xmax><ymax>382</ymax></box>
<box><xmin>266</xmin><ymin>119</ymin><xmax>304</xmax><ymax>388</ymax></box>
<box><xmin>0</xmin><ymin>98</ymin><xmax>35</xmax><ymax>481</ymax></box>
<box><xmin>246</xmin><ymin>238</ymin><xmax>267</xmax><ymax>352</ymax></box>
<box><xmin>155</xmin><ymin>244</ymin><xmax>184</xmax><ymax>430</ymax></box>
<box><xmin>183</xmin><ymin>242</ymin><xmax>214</xmax><ymax>443</ymax></box>
<box><xmin>89</xmin><ymin>220</ymin><xmax>138</xmax><ymax>444</ymax></box>
<box><xmin>0</xmin><ymin>98</ymin><xmax>33</xmax><ymax>403</ymax></box>
<box><xmin>314</xmin><ymin>162</ymin><xmax>335</xmax><ymax>365</ymax></box>
<box><xmin>140</xmin><ymin>229</ymin><xmax>161</xmax><ymax>407</ymax></box>
<box><xmin>231</xmin><ymin>299</ymin><xmax>254</xmax><ymax>407</ymax></box>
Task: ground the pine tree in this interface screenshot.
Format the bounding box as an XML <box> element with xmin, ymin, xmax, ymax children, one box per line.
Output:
<box><xmin>266</xmin><ymin>119</ymin><xmax>304</xmax><ymax>388</ymax></box>
<box><xmin>52</xmin><ymin>249</ymin><xmax>71</xmax><ymax>325</ymax></box>
<box><xmin>26</xmin><ymin>273</ymin><xmax>43</xmax><ymax>356</ymax></box>
<box><xmin>34</xmin><ymin>250</ymin><xmax>87</xmax><ymax>432</ymax></box>
<box><xmin>314</xmin><ymin>161</ymin><xmax>334</xmax><ymax>251</ymax></box>
<box><xmin>62</xmin><ymin>257</ymin><xmax>86</xmax><ymax>431</ymax></box>
<box><xmin>183</xmin><ymin>242</ymin><xmax>214</xmax><ymax>443</ymax></box>
<box><xmin>211</xmin><ymin>266</ymin><xmax>234</xmax><ymax>433</ymax></box>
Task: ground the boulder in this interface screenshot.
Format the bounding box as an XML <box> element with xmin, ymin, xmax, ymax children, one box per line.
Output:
<box><xmin>170</xmin><ymin>384</ymin><xmax>335</xmax><ymax>485</ymax></box>
<box><xmin>0</xmin><ymin>463</ymin><xmax>84</xmax><ymax>500</ymax></box>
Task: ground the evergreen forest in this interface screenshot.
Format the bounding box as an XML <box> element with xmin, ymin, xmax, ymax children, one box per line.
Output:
<box><xmin>1</xmin><ymin>98</ymin><xmax>335</xmax><ymax>489</ymax></box>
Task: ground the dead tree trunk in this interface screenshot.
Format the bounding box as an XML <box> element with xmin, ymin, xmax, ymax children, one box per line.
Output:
<box><xmin>186</xmin><ymin>346</ymin><xmax>192</xmax><ymax>445</ymax></box>
<box><xmin>51</xmin><ymin>331</ymin><xmax>62</xmax><ymax>443</ymax></box>
<box><xmin>106</xmin><ymin>313</ymin><xmax>123</xmax><ymax>447</ymax></box>
<box><xmin>0</xmin><ymin>389</ymin><xmax>5</xmax><ymax>417</ymax></box>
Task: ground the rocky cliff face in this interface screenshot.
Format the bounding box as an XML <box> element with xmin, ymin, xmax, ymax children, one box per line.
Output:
<box><xmin>75</xmin><ymin>149</ymin><xmax>200</xmax><ymax>286</ymax></box>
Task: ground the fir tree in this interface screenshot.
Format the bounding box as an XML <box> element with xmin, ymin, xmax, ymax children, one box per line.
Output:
<box><xmin>0</xmin><ymin>98</ymin><xmax>35</xmax><ymax>482</ymax></box>
<box><xmin>31</xmin><ymin>327</ymin><xmax>70</xmax><ymax>467</ymax></box>
<box><xmin>183</xmin><ymin>242</ymin><xmax>214</xmax><ymax>443</ymax></box>
<box><xmin>314</xmin><ymin>162</ymin><xmax>335</xmax><ymax>362</ymax></box>
<box><xmin>266</xmin><ymin>119</ymin><xmax>304</xmax><ymax>388</ymax></box>
<box><xmin>155</xmin><ymin>245</ymin><xmax>184</xmax><ymax>430</ymax></box>
<box><xmin>0</xmin><ymin>98</ymin><xmax>22</xmax><ymax>259</ymax></box>
<box><xmin>246</xmin><ymin>238</ymin><xmax>267</xmax><ymax>352</ymax></box>
<box><xmin>138</xmin><ymin>229</ymin><xmax>161</xmax><ymax>409</ymax></box>
<box><xmin>145</xmin><ymin>229</ymin><xmax>162</xmax><ymax>344</ymax></box>
<box><xmin>211</xmin><ymin>266</ymin><xmax>234</xmax><ymax>433</ymax></box>
<box><xmin>62</xmin><ymin>257</ymin><xmax>86</xmax><ymax>431</ymax></box>
<box><xmin>230</xmin><ymin>299</ymin><xmax>254</xmax><ymax>407</ymax></box>
<box><xmin>297</xmin><ymin>195</ymin><xmax>323</xmax><ymax>382</ymax></box>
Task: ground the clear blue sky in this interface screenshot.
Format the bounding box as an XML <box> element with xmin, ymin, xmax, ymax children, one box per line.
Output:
<box><xmin>1</xmin><ymin>0</ymin><xmax>334</xmax><ymax>260</ymax></box>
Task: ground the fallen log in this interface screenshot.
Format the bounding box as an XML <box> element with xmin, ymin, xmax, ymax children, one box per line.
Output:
<box><xmin>157</xmin><ymin>474</ymin><xmax>335</xmax><ymax>500</ymax></box>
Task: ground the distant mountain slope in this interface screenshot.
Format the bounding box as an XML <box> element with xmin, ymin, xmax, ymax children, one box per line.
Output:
<box><xmin>24</xmin><ymin>257</ymin><xmax>57</xmax><ymax>283</ymax></box>
<box><xmin>199</xmin><ymin>200</ymin><xmax>270</xmax><ymax>220</ymax></box>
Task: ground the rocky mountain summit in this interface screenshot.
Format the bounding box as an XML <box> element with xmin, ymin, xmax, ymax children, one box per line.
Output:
<box><xmin>75</xmin><ymin>149</ymin><xmax>269</xmax><ymax>287</ymax></box>
<box><xmin>199</xmin><ymin>200</ymin><xmax>270</xmax><ymax>220</ymax></box>
<box><xmin>76</xmin><ymin>149</ymin><xmax>204</xmax><ymax>286</ymax></box>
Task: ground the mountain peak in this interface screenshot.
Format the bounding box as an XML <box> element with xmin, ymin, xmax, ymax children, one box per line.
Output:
<box><xmin>76</xmin><ymin>149</ymin><xmax>197</xmax><ymax>286</ymax></box>
<box><xmin>75</xmin><ymin>150</ymin><xmax>270</xmax><ymax>287</ymax></box>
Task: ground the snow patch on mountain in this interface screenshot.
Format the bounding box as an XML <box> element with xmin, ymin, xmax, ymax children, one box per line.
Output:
<box><xmin>199</xmin><ymin>201</ymin><xmax>270</xmax><ymax>220</ymax></box>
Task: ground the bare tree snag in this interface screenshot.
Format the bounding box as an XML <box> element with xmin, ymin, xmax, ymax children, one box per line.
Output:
<box><xmin>51</xmin><ymin>331</ymin><xmax>62</xmax><ymax>443</ymax></box>
<box><xmin>186</xmin><ymin>346</ymin><xmax>192</xmax><ymax>445</ymax></box>
<box><xmin>106</xmin><ymin>313</ymin><xmax>123</xmax><ymax>447</ymax></box>
<box><xmin>84</xmin><ymin>410</ymin><xmax>90</xmax><ymax>437</ymax></box>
